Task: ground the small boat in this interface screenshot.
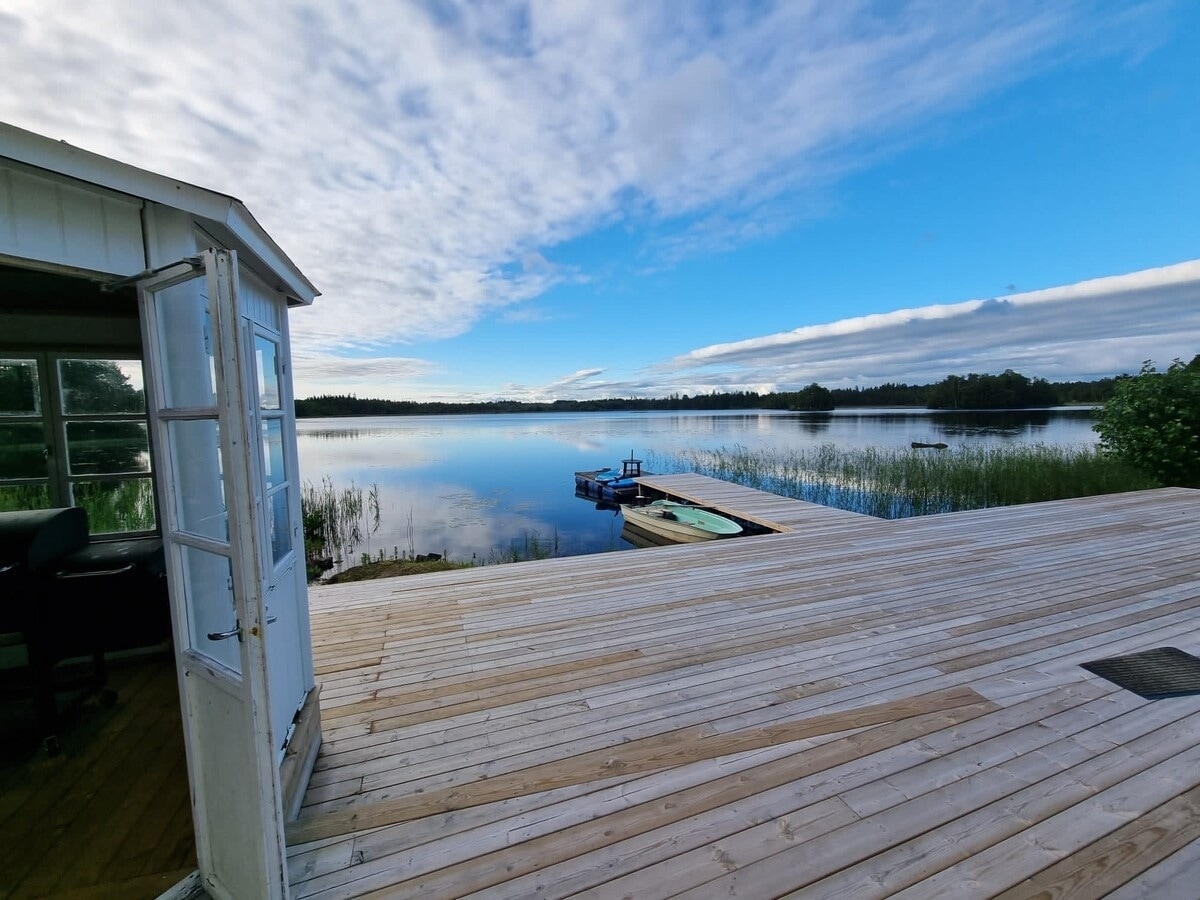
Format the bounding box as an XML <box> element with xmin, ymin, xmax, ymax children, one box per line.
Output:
<box><xmin>619</xmin><ymin>500</ymin><xmax>742</xmax><ymax>543</ymax></box>
<box><xmin>575</xmin><ymin>455</ymin><xmax>646</xmax><ymax>502</ymax></box>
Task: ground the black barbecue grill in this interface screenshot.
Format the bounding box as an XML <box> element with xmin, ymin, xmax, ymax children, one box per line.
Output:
<box><xmin>0</xmin><ymin>508</ymin><xmax>113</xmax><ymax>754</ymax></box>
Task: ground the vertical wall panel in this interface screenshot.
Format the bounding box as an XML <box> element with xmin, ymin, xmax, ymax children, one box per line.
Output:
<box><xmin>7</xmin><ymin>168</ymin><xmax>64</xmax><ymax>255</ymax></box>
<box><xmin>0</xmin><ymin>164</ymin><xmax>144</xmax><ymax>274</ymax></box>
<box><xmin>238</xmin><ymin>265</ymin><xmax>284</xmax><ymax>333</ymax></box>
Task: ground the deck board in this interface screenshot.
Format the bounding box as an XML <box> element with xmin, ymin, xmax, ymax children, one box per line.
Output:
<box><xmin>0</xmin><ymin>654</ymin><xmax>194</xmax><ymax>900</ymax></box>
<box><xmin>292</xmin><ymin>482</ymin><xmax>1200</xmax><ymax>898</ymax></box>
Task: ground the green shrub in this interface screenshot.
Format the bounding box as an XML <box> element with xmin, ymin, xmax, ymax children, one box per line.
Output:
<box><xmin>1093</xmin><ymin>358</ymin><xmax>1200</xmax><ymax>487</ymax></box>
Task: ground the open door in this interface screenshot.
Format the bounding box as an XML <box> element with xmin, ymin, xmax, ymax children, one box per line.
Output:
<box><xmin>138</xmin><ymin>249</ymin><xmax>288</xmax><ymax>899</ymax></box>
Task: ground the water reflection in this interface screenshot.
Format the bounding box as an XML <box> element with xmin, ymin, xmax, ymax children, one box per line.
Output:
<box><xmin>619</xmin><ymin>521</ymin><xmax>676</xmax><ymax>549</ymax></box>
<box><xmin>296</xmin><ymin>408</ymin><xmax>1097</xmax><ymax>568</ymax></box>
<box><xmin>781</xmin><ymin>412</ymin><xmax>834</xmax><ymax>435</ymax></box>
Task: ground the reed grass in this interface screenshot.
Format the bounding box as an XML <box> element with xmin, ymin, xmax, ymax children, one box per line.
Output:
<box><xmin>301</xmin><ymin>477</ymin><xmax>381</xmax><ymax>579</ymax></box>
<box><xmin>487</xmin><ymin>528</ymin><xmax>560</xmax><ymax>564</ymax></box>
<box><xmin>648</xmin><ymin>443</ymin><xmax>1158</xmax><ymax>517</ymax></box>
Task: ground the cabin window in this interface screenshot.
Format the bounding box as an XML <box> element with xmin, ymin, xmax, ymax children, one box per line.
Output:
<box><xmin>254</xmin><ymin>335</ymin><xmax>292</xmax><ymax>565</ymax></box>
<box><xmin>0</xmin><ymin>353</ymin><xmax>156</xmax><ymax>536</ymax></box>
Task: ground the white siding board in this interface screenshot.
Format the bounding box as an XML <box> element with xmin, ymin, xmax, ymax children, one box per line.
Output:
<box><xmin>0</xmin><ymin>165</ymin><xmax>143</xmax><ymax>274</ymax></box>
<box><xmin>104</xmin><ymin>190</ymin><xmax>146</xmax><ymax>266</ymax></box>
<box><xmin>7</xmin><ymin>168</ymin><xmax>65</xmax><ymax>257</ymax></box>
<box><xmin>239</xmin><ymin>264</ymin><xmax>284</xmax><ymax>332</ymax></box>
<box><xmin>60</xmin><ymin>183</ymin><xmax>108</xmax><ymax>266</ymax></box>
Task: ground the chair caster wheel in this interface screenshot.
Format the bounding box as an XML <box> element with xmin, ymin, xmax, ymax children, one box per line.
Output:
<box><xmin>42</xmin><ymin>735</ymin><xmax>61</xmax><ymax>756</ymax></box>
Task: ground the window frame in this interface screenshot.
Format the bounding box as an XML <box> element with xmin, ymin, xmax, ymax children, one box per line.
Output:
<box><xmin>0</xmin><ymin>349</ymin><xmax>158</xmax><ymax>538</ymax></box>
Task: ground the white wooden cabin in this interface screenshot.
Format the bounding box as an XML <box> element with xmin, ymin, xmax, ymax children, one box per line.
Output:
<box><xmin>1</xmin><ymin>122</ymin><xmax>320</xmax><ymax>899</ymax></box>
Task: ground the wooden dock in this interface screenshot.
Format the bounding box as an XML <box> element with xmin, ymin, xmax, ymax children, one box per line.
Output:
<box><xmin>291</xmin><ymin>480</ymin><xmax>1200</xmax><ymax>898</ymax></box>
<box><xmin>635</xmin><ymin>472</ymin><xmax>874</xmax><ymax>532</ymax></box>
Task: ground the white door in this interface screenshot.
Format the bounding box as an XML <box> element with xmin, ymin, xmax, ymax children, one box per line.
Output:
<box><xmin>138</xmin><ymin>249</ymin><xmax>288</xmax><ymax>900</ymax></box>
<box><xmin>246</xmin><ymin>324</ymin><xmax>308</xmax><ymax>751</ymax></box>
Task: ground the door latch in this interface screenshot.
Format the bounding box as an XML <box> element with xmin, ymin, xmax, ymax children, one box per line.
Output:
<box><xmin>207</xmin><ymin>620</ymin><xmax>242</xmax><ymax>641</ymax></box>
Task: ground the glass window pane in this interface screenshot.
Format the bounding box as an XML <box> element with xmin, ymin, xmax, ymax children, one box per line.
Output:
<box><xmin>0</xmin><ymin>359</ymin><xmax>40</xmax><ymax>415</ymax></box>
<box><xmin>168</xmin><ymin>419</ymin><xmax>228</xmax><ymax>542</ymax></box>
<box><xmin>0</xmin><ymin>423</ymin><xmax>48</xmax><ymax>479</ymax></box>
<box><xmin>65</xmin><ymin>421</ymin><xmax>151</xmax><ymax>475</ymax></box>
<box><xmin>72</xmin><ymin>478</ymin><xmax>156</xmax><ymax>534</ymax></box>
<box><xmin>269</xmin><ymin>487</ymin><xmax>291</xmax><ymax>563</ymax></box>
<box><xmin>255</xmin><ymin>337</ymin><xmax>280</xmax><ymax>410</ymax></box>
<box><xmin>58</xmin><ymin>359</ymin><xmax>145</xmax><ymax>414</ymax></box>
<box><xmin>0</xmin><ymin>482</ymin><xmax>52</xmax><ymax>512</ymax></box>
<box><xmin>179</xmin><ymin>544</ymin><xmax>240</xmax><ymax>674</ymax></box>
<box><xmin>261</xmin><ymin>419</ymin><xmax>286</xmax><ymax>490</ymax></box>
<box><xmin>154</xmin><ymin>279</ymin><xmax>217</xmax><ymax>409</ymax></box>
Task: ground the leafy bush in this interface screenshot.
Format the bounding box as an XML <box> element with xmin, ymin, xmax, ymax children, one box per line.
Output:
<box><xmin>1093</xmin><ymin>358</ymin><xmax>1200</xmax><ymax>487</ymax></box>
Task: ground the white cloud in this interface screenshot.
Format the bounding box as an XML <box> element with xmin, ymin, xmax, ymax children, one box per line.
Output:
<box><xmin>0</xmin><ymin>0</ymin><xmax>1128</xmax><ymax>362</ymax></box>
<box><xmin>657</xmin><ymin>261</ymin><xmax>1200</xmax><ymax>389</ymax></box>
<box><xmin>329</xmin><ymin>260</ymin><xmax>1198</xmax><ymax>403</ymax></box>
<box><xmin>290</xmin><ymin>352</ymin><xmax>437</xmax><ymax>399</ymax></box>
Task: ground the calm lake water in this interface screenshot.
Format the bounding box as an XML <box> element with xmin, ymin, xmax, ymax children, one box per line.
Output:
<box><xmin>295</xmin><ymin>408</ymin><xmax>1099</xmax><ymax>567</ymax></box>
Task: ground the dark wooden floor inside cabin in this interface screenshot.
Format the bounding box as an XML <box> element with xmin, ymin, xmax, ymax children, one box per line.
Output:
<box><xmin>0</xmin><ymin>653</ymin><xmax>195</xmax><ymax>900</ymax></box>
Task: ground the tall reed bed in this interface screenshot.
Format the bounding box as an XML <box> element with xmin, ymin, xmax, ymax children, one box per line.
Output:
<box><xmin>301</xmin><ymin>477</ymin><xmax>381</xmax><ymax>579</ymax></box>
<box><xmin>648</xmin><ymin>444</ymin><xmax>1157</xmax><ymax>517</ymax></box>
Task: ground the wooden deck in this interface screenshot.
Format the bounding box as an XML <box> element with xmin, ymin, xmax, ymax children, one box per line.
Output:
<box><xmin>291</xmin><ymin>482</ymin><xmax>1200</xmax><ymax>898</ymax></box>
<box><xmin>0</xmin><ymin>653</ymin><xmax>195</xmax><ymax>899</ymax></box>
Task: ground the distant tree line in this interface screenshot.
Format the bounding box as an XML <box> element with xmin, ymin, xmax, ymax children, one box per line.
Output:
<box><xmin>295</xmin><ymin>368</ymin><xmax>1132</xmax><ymax>418</ymax></box>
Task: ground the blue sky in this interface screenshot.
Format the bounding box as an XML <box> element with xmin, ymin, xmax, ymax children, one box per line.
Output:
<box><xmin>2</xmin><ymin>1</ymin><xmax>1198</xmax><ymax>401</ymax></box>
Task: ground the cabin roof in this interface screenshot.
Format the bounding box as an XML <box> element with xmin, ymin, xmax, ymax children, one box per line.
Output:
<box><xmin>0</xmin><ymin>122</ymin><xmax>319</xmax><ymax>305</ymax></box>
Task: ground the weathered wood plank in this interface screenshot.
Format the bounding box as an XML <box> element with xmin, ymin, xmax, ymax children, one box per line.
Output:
<box><xmin>991</xmin><ymin>783</ymin><xmax>1200</xmax><ymax>899</ymax></box>
<box><xmin>0</xmin><ymin>656</ymin><xmax>194</xmax><ymax>900</ymax></box>
<box><xmin>289</xmin><ymin>688</ymin><xmax>991</xmax><ymax>842</ymax></box>
<box><xmin>292</xmin><ymin>484</ymin><xmax>1200</xmax><ymax>898</ymax></box>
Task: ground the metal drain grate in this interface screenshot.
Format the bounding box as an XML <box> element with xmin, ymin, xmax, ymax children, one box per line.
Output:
<box><xmin>1081</xmin><ymin>647</ymin><xmax>1200</xmax><ymax>699</ymax></box>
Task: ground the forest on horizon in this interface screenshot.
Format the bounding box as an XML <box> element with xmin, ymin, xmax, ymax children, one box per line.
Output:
<box><xmin>295</xmin><ymin>368</ymin><xmax>1119</xmax><ymax>418</ymax></box>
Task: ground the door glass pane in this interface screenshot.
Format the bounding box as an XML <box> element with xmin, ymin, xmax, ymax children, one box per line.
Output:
<box><xmin>0</xmin><ymin>483</ymin><xmax>51</xmax><ymax>512</ymax></box>
<box><xmin>155</xmin><ymin>279</ymin><xmax>217</xmax><ymax>409</ymax></box>
<box><xmin>179</xmin><ymin>543</ymin><xmax>241</xmax><ymax>674</ymax></box>
<box><xmin>0</xmin><ymin>359</ymin><xmax>40</xmax><ymax>415</ymax></box>
<box><xmin>261</xmin><ymin>419</ymin><xmax>285</xmax><ymax>490</ymax></box>
<box><xmin>65</xmin><ymin>421</ymin><xmax>151</xmax><ymax>475</ymax></box>
<box><xmin>255</xmin><ymin>337</ymin><xmax>280</xmax><ymax>410</ymax></box>
<box><xmin>57</xmin><ymin>359</ymin><xmax>145</xmax><ymax>414</ymax></box>
<box><xmin>72</xmin><ymin>478</ymin><xmax>156</xmax><ymax>534</ymax></box>
<box><xmin>0</xmin><ymin>423</ymin><xmax>48</xmax><ymax>479</ymax></box>
<box><xmin>168</xmin><ymin>419</ymin><xmax>228</xmax><ymax>542</ymax></box>
<box><xmin>268</xmin><ymin>488</ymin><xmax>290</xmax><ymax>563</ymax></box>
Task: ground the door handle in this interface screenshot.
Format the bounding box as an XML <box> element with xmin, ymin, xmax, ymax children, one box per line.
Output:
<box><xmin>207</xmin><ymin>622</ymin><xmax>241</xmax><ymax>641</ymax></box>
